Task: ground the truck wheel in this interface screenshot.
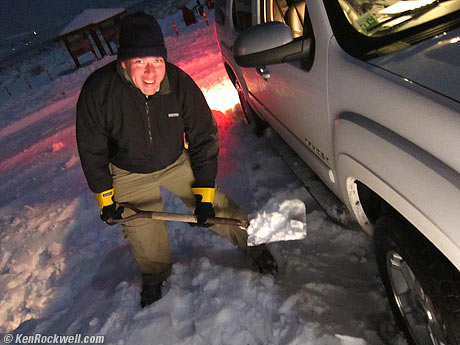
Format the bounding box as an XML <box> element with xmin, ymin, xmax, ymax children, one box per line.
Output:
<box><xmin>235</xmin><ymin>81</ymin><xmax>266</xmax><ymax>135</ymax></box>
<box><xmin>374</xmin><ymin>216</ymin><xmax>460</xmax><ymax>345</ymax></box>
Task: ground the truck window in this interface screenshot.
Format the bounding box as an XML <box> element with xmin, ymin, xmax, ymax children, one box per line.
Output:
<box><xmin>337</xmin><ymin>0</ymin><xmax>460</xmax><ymax>37</ymax></box>
<box><xmin>263</xmin><ymin>0</ymin><xmax>311</xmax><ymax>39</ymax></box>
<box><xmin>325</xmin><ymin>0</ymin><xmax>460</xmax><ymax>58</ymax></box>
<box><xmin>232</xmin><ymin>0</ymin><xmax>253</xmax><ymax>30</ymax></box>
<box><xmin>262</xmin><ymin>0</ymin><xmax>314</xmax><ymax>69</ymax></box>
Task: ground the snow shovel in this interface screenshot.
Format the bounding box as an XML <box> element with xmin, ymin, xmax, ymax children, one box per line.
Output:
<box><xmin>107</xmin><ymin>203</ymin><xmax>307</xmax><ymax>246</ymax></box>
<box><xmin>107</xmin><ymin>203</ymin><xmax>249</xmax><ymax>229</ymax></box>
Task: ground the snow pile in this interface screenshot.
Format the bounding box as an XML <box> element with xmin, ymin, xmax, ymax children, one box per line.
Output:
<box><xmin>103</xmin><ymin>257</ymin><xmax>309</xmax><ymax>344</ymax></box>
<box><xmin>0</xmin><ymin>199</ymin><xmax>127</xmax><ymax>333</ymax></box>
<box><xmin>247</xmin><ymin>199</ymin><xmax>307</xmax><ymax>246</ymax></box>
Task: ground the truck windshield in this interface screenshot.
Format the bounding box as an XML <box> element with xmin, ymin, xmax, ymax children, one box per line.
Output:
<box><xmin>337</xmin><ymin>0</ymin><xmax>460</xmax><ymax>37</ymax></box>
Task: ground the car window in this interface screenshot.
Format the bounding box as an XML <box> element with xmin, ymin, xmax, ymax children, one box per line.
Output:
<box><xmin>260</xmin><ymin>0</ymin><xmax>314</xmax><ymax>70</ymax></box>
<box><xmin>337</xmin><ymin>0</ymin><xmax>460</xmax><ymax>37</ymax></box>
<box><xmin>325</xmin><ymin>0</ymin><xmax>460</xmax><ymax>59</ymax></box>
<box><xmin>233</xmin><ymin>0</ymin><xmax>253</xmax><ymax>31</ymax></box>
<box><xmin>263</xmin><ymin>0</ymin><xmax>309</xmax><ymax>39</ymax></box>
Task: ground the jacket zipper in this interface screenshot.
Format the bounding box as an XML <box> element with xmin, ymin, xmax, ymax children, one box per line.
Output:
<box><xmin>145</xmin><ymin>99</ymin><xmax>153</xmax><ymax>144</ymax></box>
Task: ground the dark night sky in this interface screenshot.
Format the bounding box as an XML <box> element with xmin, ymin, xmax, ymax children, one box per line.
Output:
<box><xmin>0</xmin><ymin>0</ymin><xmax>127</xmax><ymax>42</ymax></box>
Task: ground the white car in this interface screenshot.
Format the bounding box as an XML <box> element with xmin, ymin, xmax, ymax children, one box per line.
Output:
<box><xmin>215</xmin><ymin>0</ymin><xmax>460</xmax><ymax>344</ymax></box>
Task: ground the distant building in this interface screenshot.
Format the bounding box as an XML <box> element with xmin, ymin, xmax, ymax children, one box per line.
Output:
<box><xmin>56</xmin><ymin>8</ymin><xmax>126</xmax><ymax>68</ymax></box>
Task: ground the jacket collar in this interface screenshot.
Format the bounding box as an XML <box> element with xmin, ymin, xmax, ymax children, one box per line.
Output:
<box><xmin>116</xmin><ymin>60</ymin><xmax>171</xmax><ymax>97</ymax></box>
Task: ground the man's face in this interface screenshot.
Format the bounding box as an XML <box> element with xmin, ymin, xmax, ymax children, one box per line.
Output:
<box><xmin>121</xmin><ymin>57</ymin><xmax>166</xmax><ymax>96</ymax></box>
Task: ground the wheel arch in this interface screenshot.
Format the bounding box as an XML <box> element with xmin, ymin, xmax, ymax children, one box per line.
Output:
<box><xmin>222</xmin><ymin>61</ymin><xmax>250</xmax><ymax>104</ymax></box>
<box><xmin>223</xmin><ymin>62</ymin><xmax>237</xmax><ymax>86</ymax></box>
<box><xmin>334</xmin><ymin>113</ymin><xmax>460</xmax><ymax>271</ymax></box>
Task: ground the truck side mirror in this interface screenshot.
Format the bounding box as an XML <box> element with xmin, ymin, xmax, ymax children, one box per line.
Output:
<box><xmin>233</xmin><ymin>22</ymin><xmax>312</xmax><ymax>67</ymax></box>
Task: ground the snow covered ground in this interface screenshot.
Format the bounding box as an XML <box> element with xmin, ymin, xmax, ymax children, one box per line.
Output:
<box><xmin>0</xmin><ymin>4</ymin><xmax>407</xmax><ymax>345</ymax></box>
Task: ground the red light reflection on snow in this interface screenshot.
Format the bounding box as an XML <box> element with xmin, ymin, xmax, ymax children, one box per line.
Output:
<box><xmin>212</xmin><ymin>108</ymin><xmax>241</xmax><ymax>179</ymax></box>
<box><xmin>212</xmin><ymin>109</ymin><xmax>233</xmax><ymax>133</ymax></box>
<box><xmin>0</xmin><ymin>127</ymin><xmax>75</xmax><ymax>174</ymax></box>
<box><xmin>52</xmin><ymin>142</ymin><xmax>65</xmax><ymax>152</ymax></box>
<box><xmin>201</xmin><ymin>78</ymin><xmax>239</xmax><ymax>113</ymax></box>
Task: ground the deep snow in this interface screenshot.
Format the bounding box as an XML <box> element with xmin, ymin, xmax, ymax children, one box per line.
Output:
<box><xmin>0</xmin><ymin>3</ymin><xmax>407</xmax><ymax>345</ymax></box>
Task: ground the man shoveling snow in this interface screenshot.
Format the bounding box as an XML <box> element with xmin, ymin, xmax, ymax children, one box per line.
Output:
<box><xmin>76</xmin><ymin>12</ymin><xmax>279</xmax><ymax>308</ymax></box>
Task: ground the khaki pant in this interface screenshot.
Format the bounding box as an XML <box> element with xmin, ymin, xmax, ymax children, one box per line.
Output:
<box><xmin>110</xmin><ymin>153</ymin><xmax>248</xmax><ymax>283</ymax></box>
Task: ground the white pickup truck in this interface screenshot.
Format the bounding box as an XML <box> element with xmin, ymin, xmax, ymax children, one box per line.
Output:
<box><xmin>214</xmin><ymin>0</ymin><xmax>460</xmax><ymax>344</ymax></box>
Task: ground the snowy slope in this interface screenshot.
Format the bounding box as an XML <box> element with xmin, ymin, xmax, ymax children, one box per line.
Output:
<box><xmin>0</xmin><ymin>6</ymin><xmax>406</xmax><ymax>345</ymax></box>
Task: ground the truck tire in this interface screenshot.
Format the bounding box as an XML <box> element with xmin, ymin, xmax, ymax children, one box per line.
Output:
<box><xmin>235</xmin><ymin>81</ymin><xmax>266</xmax><ymax>135</ymax></box>
<box><xmin>374</xmin><ymin>216</ymin><xmax>460</xmax><ymax>345</ymax></box>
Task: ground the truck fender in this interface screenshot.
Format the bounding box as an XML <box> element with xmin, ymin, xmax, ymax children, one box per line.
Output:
<box><xmin>334</xmin><ymin>113</ymin><xmax>460</xmax><ymax>270</ymax></box>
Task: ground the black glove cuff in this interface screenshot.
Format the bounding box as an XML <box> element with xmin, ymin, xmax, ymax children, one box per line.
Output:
<box><xmin>193</xmin><ymin>201</ymin><xmax>215</xmax><ymax>227</ymax></box>
<box><xmin>101</xmin><ymin>204</ymin><xmax>124</xmax><ymax>225</ymax></box>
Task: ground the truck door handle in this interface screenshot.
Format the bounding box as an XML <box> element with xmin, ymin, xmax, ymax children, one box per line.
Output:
<box><xmin>256</xmin><ymin>66</ymin><xmax>270</xmax><ymax>80</ymax></box>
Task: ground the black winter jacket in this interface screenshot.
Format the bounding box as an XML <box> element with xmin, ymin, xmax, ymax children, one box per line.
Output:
<box><xmin>76</xmin><ymin>61</ymin><xmax>218</xmax><ymax>193</ymax></box>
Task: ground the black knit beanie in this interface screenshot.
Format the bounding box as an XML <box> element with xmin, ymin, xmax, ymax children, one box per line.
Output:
<box><xmin>118</xmin><ymin>12</ymin><xmax>167</xmax><ymax>61</ymax></box>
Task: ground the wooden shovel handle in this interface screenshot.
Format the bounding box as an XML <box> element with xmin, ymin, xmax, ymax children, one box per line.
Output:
<box><xmin>107</xmin><ymin>203</ymin><xmax>249</xmax><ymax>229</ymax></box>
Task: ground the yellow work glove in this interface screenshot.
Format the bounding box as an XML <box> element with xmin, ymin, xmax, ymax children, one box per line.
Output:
<box><xmin>192</xmin><ymin>187</ymin><xmax>215</xmax><ymax>227</ymax></box>
<box><xmin>95</xmin><ymin>188</ymin><xmax>123</xmax><ymax>225</ymax></box>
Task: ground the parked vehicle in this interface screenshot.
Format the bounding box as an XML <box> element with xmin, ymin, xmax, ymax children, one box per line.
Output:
<box><xmin>214</xmin><ymin>0</ymin><xmax>460</xmax><ymax>343</ymax></box>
